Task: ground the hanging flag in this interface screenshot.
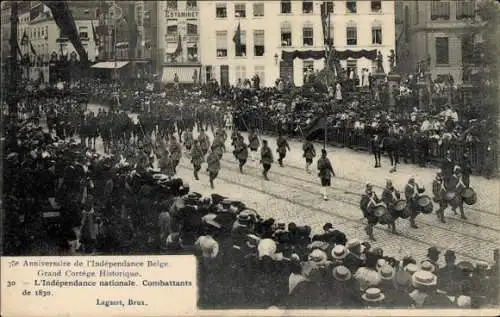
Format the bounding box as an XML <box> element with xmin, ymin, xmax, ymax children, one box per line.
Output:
<box><xmin>232</xmin><ymin>22</ymin><xmax>241</xmax><ymax>55</ymax></box>
<box><xmin>30</xmin><ymin>42</ymin><xmax>37</xmax><ymax>55</ymax></box>
<box><xmin>91</xmin><ymin>21</ymin><xmax>99</xmax><ymax>46</ymax></box>
<box><xmin>174</xmin><ymin>34</ymin><xmax>182</xmax><ymax>56</ymax></box>
<box><xmin>21</xmin><ymin>30</ymin><xmax>29</xmax><ymax>46</ymax></box>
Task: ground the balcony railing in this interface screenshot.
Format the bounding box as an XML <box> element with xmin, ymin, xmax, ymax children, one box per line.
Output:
<box><xmin>431</xmin><ymin>1</ymin><xmax>450</xmax><ymax>21</ymax></box>
<box><xmin>456</xmin><ymin>1</ymin><xmax>475</xmax><ymax>20</ymax></box>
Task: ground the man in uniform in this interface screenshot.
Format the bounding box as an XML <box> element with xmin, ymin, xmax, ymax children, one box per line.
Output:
<box><xmin>370</xmin><ymin>134</ymin><xmax>382</xmax><ymax>168</ymax></box>
<box><xmin>206</xmin><ymin>149</ymin><xmax>221</xmax><ymax>189</ymax></box>
<box><xmin>169</xmin><ymin>136</ymin><xmax>182</xmax><ymax>174</ymax></box>
<box><xmin>190</xmin><ymin>139</ymin><xmax>204</xmax><ymax>180</ymax></box>
<box><xmin>211</xmin><ymin>134</ymin><xmax>226</xmax><ymax>160</ymax></box>
<box><xmin>233</xmin><ymin>136</ymin><xmax>249</xmax><ymax>173</ymax></box>
<box><xmin>447</xmin><ymin>166</ymin><xmax>467</xmax><ymax>220</ymax></box>
<box><xmin>260</xmin><ymin>139</ymin><xmax>273</xmax><ymax>181</ymax></box>
<box><xmin>404</xmin><ymin>176</ymin><xmax>423</xmax><ymax>229</ymax></box>
<box><xmin>460</xmin><ymin>153</ymin><xmax>472</xmax><ymax>188</ymax></box>
<box><xmin>317</xmin><ymin>149</ymin><xmax>335</xmax><ymax>201</ymax></box>
<box><xmin>276</xmin><ymin>131</ymin><xmax>291</xmax><ymax>167</ymax></box>
<box><xmin>182</xmin><ymin>129</ymin><xmax>194</xmax><ymax>151</ymax></box>
<box><xmin>360</xmin><ymin>183</ymin><xmax>380</xmax><ymax>241</ymax></box>
<box><xmin>248</xmin><ymin>128</ymin><xmax>260</xmax><ymax>165</ymax></box>
<box><xmin>198</xmin><ymin>129</ymin><xmax>210</xmax><ymax>156</ymax></box>
<box><xmin>303</xmin><ymin>139</ymin><xmax>316</xmax><ymax>173</ymax></box>
<box><xmin>432</xmin><ymin>171</ymin><xmax>447</xmax><ymax>223</ymax></box>
<box><xmin>381</xmin><ymin>179</ymin><xmax>401</xmax><ymax>234</ymax></box>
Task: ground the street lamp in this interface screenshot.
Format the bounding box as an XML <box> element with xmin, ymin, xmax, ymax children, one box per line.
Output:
<box><xmin>274</xmin><ymin>53</ymin><xmax>279</xmax><ymax>65</ymax></box>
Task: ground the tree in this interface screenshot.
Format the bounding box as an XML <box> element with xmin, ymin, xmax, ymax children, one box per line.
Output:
<box><xmin>462</xmin><ymin>0</ymin><xmax>500</xmax><ymax>137</ymax></box>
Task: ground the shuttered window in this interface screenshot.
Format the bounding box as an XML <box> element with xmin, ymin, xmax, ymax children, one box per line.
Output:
<box><xmin>254</xmin><ymin>30</ymin><xmax>265</xmax><ymax>56</ymax></box>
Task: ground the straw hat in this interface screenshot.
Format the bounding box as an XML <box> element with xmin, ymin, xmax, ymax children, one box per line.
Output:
<box><xmin>346</xmin><ymin>239</ymin><xmax>361</xmax><ymax>249</ymax></box>
<box><xmin>331</xmin><ymin>245</ymin><xmax>349</xmax><ymax>260</ymax></box>
<box><xmin>361</xmin><ymin>288</ymin><xmax>385</xmax><ymax>302</ymax></box>
<box><xmin>257</xmin><ymin>238</ymin><xmax>277</xmax><ymax>259</ymax></box>
<box><xmin>404</xmin><ymin>263</ymin><xmax>418</xmax><ymax>275</ymax></box>
<box><xmin>332</xmin><ymin>265</ymin><xmax>352</xmax><ymax>282</ymax></box>
<box><xmin>411</xmin><ymin>271</ymin><xmax>437</xmax><ymax>288</ymax></box>
<box><xmin>307</xmin><ymin>249</ymin><xmax>328</xmax><ymax>265</ymax></box>
<box><xmin>419</xmin><ymin>260</ymin><xmax>436</xmax><ymax>273</ymax></box>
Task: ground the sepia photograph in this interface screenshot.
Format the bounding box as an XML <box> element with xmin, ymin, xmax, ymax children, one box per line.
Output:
<box><xmin>1</xmin><ymin>0</ymin><xmax>499</xmax><ymax>313</ymax></box>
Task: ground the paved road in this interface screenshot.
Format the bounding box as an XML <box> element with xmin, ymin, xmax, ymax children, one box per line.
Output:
<box><xmin>86</xmin><ymin>104</ymin><xmax>500</xmax><ymax>265</ymax></box>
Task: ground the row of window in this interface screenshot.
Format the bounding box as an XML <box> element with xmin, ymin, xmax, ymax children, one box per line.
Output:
<box><xmin>166</xmin><ymin>20</ymin><xmax>198</xmax><ymax>35</ymax></box>
<box><xmin>430</xmin><ymin>1</ymin><xmax>475</xmax><ymax>21</ymax></box>
<box><xmin>232</xmin><ymin>65</ymin><xmax>265</xmax><ymax>84</ymax></box>
<box><xmin>26</xmin><ymin>26</ymin><xmax>49</xmax><ymax>40</ymax></box>
<box><xmin>215</xmin><ymin>1</ymin><xmax>382</xmax><ymax>18</ymax></box>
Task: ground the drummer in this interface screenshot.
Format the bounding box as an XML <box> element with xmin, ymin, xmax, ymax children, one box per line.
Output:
<box><xmin>381</xmin><ymin>179</ymin><xmax>401</xmax><ymax>234</ymax></box>
<box><xmin>447</xmin><ymin>166</ymin><xmax>467</xmax><ymax>220</ymax></box>
<box><xmin>432</xmin><ymin>171</ymin><xmax>447</xmax><ymax>223</ymax></box>
<box><xmin>404</xmin><ymin>176</ymin><xmax>423</xmax><ymax>229</ymax></box>
<box><xmin>360</xmin><ymin>183</ymin><xmax>380</xmax><ymax>241</ymax></box>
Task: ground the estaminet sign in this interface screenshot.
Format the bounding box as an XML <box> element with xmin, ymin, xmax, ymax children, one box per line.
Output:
<box><xmin>166</xmin><ymin>11</ymin><xmax>199</xmax><ymax>19</ymax></box>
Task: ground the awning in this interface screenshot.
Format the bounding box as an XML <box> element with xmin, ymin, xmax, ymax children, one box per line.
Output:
<box><xmin>91</xmin><ymin>61</ymin><xmax>130</xmax><ymax>69</ymax></box>
<box><xmin>161</xmin><ymin>66</ymin><xmax>200</xmax><ymax>84</ymax></box>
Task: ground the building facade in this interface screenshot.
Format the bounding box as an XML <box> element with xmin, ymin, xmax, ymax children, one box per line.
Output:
<box><xmin>327</xmin><ymin>0</ymin><xmax>395</xmax><ymax>81</ymax></box>
<box><xmin>396</xmin><ymin>0</ymin><xmax>478</xmax><ymax>83</ymax></box>
<box><xmin>27</xmin><ymin>1</ymin><xmax>99</xmax><ymax>82</ymax></box>
<box><xmin>198</xmin><ymin>1</ymin><xmax>326</xmax><ymax>87</ymax></box>
<box><xmin>158</xmin><ymin>0</ymin><xmax>201</xmax><ymax>84</ymax></box>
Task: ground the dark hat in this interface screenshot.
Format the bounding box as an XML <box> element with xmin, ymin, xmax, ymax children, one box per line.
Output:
<box><xmin>321</xmin><ymin>149</ymin><xmax>327</xmax><ymax>155</ymax></box>
<box><xmin>427</xmin><ymin>246</ymin><xmax>440</xmax><ymax>255</ymax></box>
<box><xmin>323</xmin><ymin>222</ymin><xmax>333</xmax><ymax>231</ymax></box>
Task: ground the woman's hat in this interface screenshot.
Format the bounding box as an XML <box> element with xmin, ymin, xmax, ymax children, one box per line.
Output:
<box><xmin>332</xmin><ymin>265</ymin><xmax>352</xmax><ymax>281</ymax></box>
<box><xmin>419</xmin><ymin>260</ymin><xmax>436</xmax><ymax>273</ymax></box>
<box><xmin>307</xmin><ymin>249</ymin><xmax>328</xmax><ymax>265</ymax></box>
<box><xmin>331</xmin><ymin>245</ymin><xmax>349</xmax><ymax>260</ymax></box>
<box><xmin>237</xmin><ymin>210</ymin><xmax>251</xmax><ymax>222</ymax></box>
<box><xmin>378</xmin><ymin>265</ymin><xmax>395</xmax><ymax>280</ymax></box>
<box><xmin>404</xmin><ymin>263</ymin><xmax>418</xmax><ymax>275</ymax></box>
<box><xmin>361</xmin><ymin>288</ymin><xmax>385</xmax><ymax>302</ymax></box>
<box><xmin>457</xmin><ymin>261</ymin><xmax>475</xmax><ymax>272</ymax></box>
<box><xmin>195</xmin><ymin>235</ymin><xmax>219</xmax><ymax>259</ymax></box>
<box><xmin>411</xmin><ymin>271</ymin><xmax>437</xmax><ymax>288</ymax></box>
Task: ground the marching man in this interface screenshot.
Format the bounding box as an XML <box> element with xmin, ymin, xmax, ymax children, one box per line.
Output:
<box><xmin>447</xmin><ymin>166</ymin><xmax>467</xmax><ymax>220</ymax></box>
<box><xmin>276</xmin><ymin>131</ymin><xmax>291</xmax><ymax>167</ymax></box>
<box><xmin>432</xmin><ymin>171</ymin><xmax>447</xmax><ymax>223</ymax></box>
<box><xmin>303</xmin><ymin>139</ymin><xmax>316</xmax><ymax>173</ymax></box>
<box><xmin>317</xmin><ymin>149</ymin><xmax>335</xmax><ymax>201</ymax></box>
<box><xmin>190</xmin><ymin>139</ymin><xmax>204</xmax><ymax>180</ymax></box>
<box><xmin>260</xmin><ymin>139</ymin><xmax>273</xmax><ymax>181</ymax></box>
<box><xmin>233</xmin><ymin>135</ymin><xmax>249</xmax><ymax>173</ymax></box>
<box><xmin>248</xmin><ymin>128</ymin><xmax>260</xmax><ymax>165</ymax></box>
<box><xmin>206</xmin><ymin>149</ymin><xmax>221</xmax><ymax>189</ymax></box>
<box><xmin>404</xmin><ymin>176</ymin><xmax>423</xmax><ymax>229</ymax></box>
<box><xmin>360</xmin><ymin>183</ymin><xmax>380</xmax><ymax>241</ymax></box>
<box><xmin>381</xmin><ymin>179</ymin><xmax>401</xmax><ymax>234</ymax></box>
<box><xmin>169</xmin><ymin>136</ymin><xmax>182</xmax><ymax>174</ymax></box>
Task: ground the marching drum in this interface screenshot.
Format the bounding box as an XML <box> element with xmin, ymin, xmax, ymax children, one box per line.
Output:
<box><xmin>373</xmin><ymin>203</ymin><xmax>388</xmax><ymax>218</ymax></box>
<box><xmin>393</xmin><ymin>199</ymin><xmax>407</xmax><ymax>212</ymax></box>
<box><xmin>416</xmin><ymin>195</ymin><xmax>433</xmax><ymax>214</ymax></box>
<box><xmin>462</xmin><ymin>188</ymin><xmax>477</xmax><ymax>205</ymax></box>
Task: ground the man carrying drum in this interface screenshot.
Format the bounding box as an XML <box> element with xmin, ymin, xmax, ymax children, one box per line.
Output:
<box><xmin>432</xmin><ymin>171</ymin><xmax>447</xmax><ymax>223</ymax></box>
<box><xmin>447</xmin><ymin>166</ymin><xmax>467</xmax><ymax>220</ymax></box>
<box><xmin>360</xmin><ymin>183</ymin><xmax>380</xmax><ymax>241</ymax></box>
<box><xmin>381</xmin><ymin>179</ymin><xmax>403</xmax><ymax>234</ymax></box>
<box><xmin>404</xmin><ymin>176</ymin><xmax>424</xmax><ymax>229</ymax></box>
